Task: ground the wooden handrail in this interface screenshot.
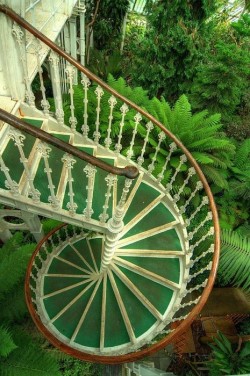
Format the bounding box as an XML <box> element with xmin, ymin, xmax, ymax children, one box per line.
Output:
<box><xmin>0</xmin><ymin>109</ymin><xmax>139</xmax><ymax>179</ymax></box>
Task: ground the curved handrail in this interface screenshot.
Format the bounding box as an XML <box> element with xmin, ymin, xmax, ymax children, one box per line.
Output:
<box><xmin>1</xmin><ymin>5</ymin><xmax>220</xmax><ymax>363</ymax></box>
<box><xmin>0</xmin><ymin>109</ymin><xmax>138</xmax><ymax>179</ymax></box>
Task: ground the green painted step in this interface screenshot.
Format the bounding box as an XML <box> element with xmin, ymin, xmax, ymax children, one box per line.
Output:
<box><xmin>38</xmin><ymin>225</ymin><xmax>181</xmax><ymax>352</ymax></box>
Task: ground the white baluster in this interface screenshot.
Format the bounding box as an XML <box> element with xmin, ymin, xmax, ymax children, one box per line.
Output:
<box><xmin>190</xmin><ymin>244</ymin><xmax>214</xmax><ymax>266</ymax></box>
<box><xmin>36</xmin><ymin>142</ymin><xmax>60</xmax><ymax>209</ymax></box>
<box><xmin>137</xmin><ymin>121</ymin><xmax>154</xmax><ymax>166</ymax></box>
<box><xmin>165</xmin><ymin>154</ymin><xmax>187</xmax><ymax>192</ymax></box>
<box><xmin>115</xmin><ymin>103</ymin><xmax>129</xmax><ymax>153</ymax></box>
<box><xmin>65</xmin><ymin>64</ymin><xmax>77</xmax><ymax>131</ymax></box>
<box><xmin>188</xmin><ymin>228</ymin><xmax>214</xmax><ymax>254</ymax></box>
<box><xmin>186</xmin><ymin>196</ymin><xmax>209</xmax><ymax>226</ymax></box>
<box><xmin>173</xmin><ymin>167</ymin><xmax>196</xmax><ymax>203</ymax></box>
<box><xmin>148</xmin><ymin>131</ymin><xmax>166</xmax><ymax>174</ymax></box>
<box><xmin>180</xmin><ymin>181</ymin><xmax>203</xmax><ymax>214</ymax></box>
<box><xmin>172</xmin><ymin>313</ymin><xmax>189</xmax><ymax>323</ymax></box>
<box><xmin>188</xmin><ymin>212</ymin><xmax>213</xmax><ymax>240</ymax></box>
<box><xmin>188</xmin><ymin>261</ymin><xmax>213</xmax><ymax>282</ymax></box>
<box><xmin>175</xmin><ymin>297</ymin><xmax>200</xmax><ymax>312</ymax></box>
<box><xmin>8</xmin><ymin>129</ymin><xmax>40</xmax><ymax>203</ymax></box>
<box><xmin>49</xmin><ymin>51</ymin><xmax>64</xmax><ymax>126</ymax></box>
<box><xmin>35</xmin><ymin>42</ymin><xmax>50</xmax><ymax>116</ymax></box>
<box><xmin>0</xmin><ymin>155</ymin><xmax>19</xmax><ymax>196</ymax></box>
<box><xmin>179</xmin><ymin>279</ymin><xmax>208</xmax><ymax>299</ymax></box>
<box><xmin>83</xmin><ymin>164</ymin><xmax>97</xmax><ymax>220</ymax></box>
<box><xmin>62</xmin><ymin>154</ymin><xmax>78</xmax><ymax>215</ymax></box>
<box><xmin>126</xmin><ymin>113</ymin><xmax>142</xmax><ymax>160</ymax></box>
<box><xmin>157</xmin><ymin>142</ymin><xmax>177</xmax><ymax>182</ymax></box>
<box><xmin>12</xmin><ymin>23</ymin><xmax>35</xmax><ymax>107</ymax></box>
<box><xmin>104</xmin><ymin>96</ymin><xmax>117</xmax><ymax>149</ymax></box>
<box><xmin>93</xmin><ymin>85</ymin><xmax>104</xmax><ymax>143</ymax></box>
<box><xmin>81</xmin><ymin>74</ymin><xmax>91</xmax><ymax>137</ymax></box>
<box><xmin>99</xmin><ymin>174</ymin><xmax>117</xmax><ymax>224</ymax></box>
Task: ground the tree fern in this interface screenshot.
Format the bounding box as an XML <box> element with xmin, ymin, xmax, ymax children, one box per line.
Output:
<box><xmin>218</xmin><ymin>230</ymin><xmax>250</xmax><ymax>291</ymax></box>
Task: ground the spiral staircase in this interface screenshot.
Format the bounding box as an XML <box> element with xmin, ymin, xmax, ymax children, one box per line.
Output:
<box><xmin>0</xmin><ymin>5</ymin><xmax>219</xmax><ymax>364</ymax></box>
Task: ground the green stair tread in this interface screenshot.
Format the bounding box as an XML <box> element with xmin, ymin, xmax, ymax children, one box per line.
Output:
<box><xmin>123</xmin><ymin>182</ymin><xmax>161</xmax><ymax>225</ymax></box>
<box><xmin>72</xmin><ymin>238</ymin><xmax>98</xmax><ymax>272</ymax></box>
<box><xmin>0</xmin><ymin>132</ymin><xmax>36</xmax><ymax>187</ymax></box>
<box><xmin>113</xmin><ymin>273</ymin><xmax>157</xmax><ymax>338</ymax></box>
<box><xmin>44</xmin><ymin>275</ymin><xmax>85</xmax><ymax>295</ymax></box>
<box><xmin>49</xmin><ymin>133</ymin><xmax>70</xmax><ymax>143</ymax></box>
<box><xmin>120</xmin><ymin>228</ymin><xmax>182</xmax><ymax>251</ymax></box>
<box><xmin>87</xmin><ymin>237</ymin><xmax>103</xmax><ymax>270</ymax></box>
<box><xmin>23</xmin><ymin>117</ymin><xmax>44</xmax><ymax>128</ymax></box>
<box><xmin>47</xmin><ymin>257</ymin><xmax>85</xmax><ymax>276</ymax></box>
<box><xmin>74</xmin><ymin>281</ymin><xmax>103</xmax><ymax>347</ymax></box>
<box><xmin>76</xmin><ymin>146</ymin><xmax>95</xmax><ymax>155</ymax></box>
<box><xmin>104</xmin><ymin>277</ymin><xmax>130</xmax><ymax>347</ymax></box>
<box><xmin>117</xmin><ymin>256</ymin><xmax>180</xmax><ymax>284</ymax></box>
<box><xmin>118</xmin><ymin>266</ymin><xmax>174</xmax><ymax>316</ymax></box>
<box><xmin>52</xmin><ymin>283</ymin><xmax>96</xmax><ymax>341</ymax></box>
<box><xmin>62</xmin><ymin>158</ymin><xmax>114</xmax><ymax>219</ymax></box>
<box><xmin>43</xmin><ymin>283</ymin><xmax>90</xmax><ymax>319</ymax></box>
<box><xmin>33</xmin><ymin>144</ymin><xmax>65</xmax><ymax>203</ymax></box>
<box><xmin>59</xmin><ymin>244</ymin><xmax>93</xmax><ymax>272</ymax></box>
<box><xmin>125</xmin><ymin>202</ymin><xmax>175</xmax><ymax>237</ymax></box>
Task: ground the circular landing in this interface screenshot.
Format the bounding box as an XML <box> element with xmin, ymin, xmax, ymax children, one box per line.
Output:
<box><xmin>26</xmin><ymin>195</ymin><xmax>189</xmax><ymax>360</ymax></box>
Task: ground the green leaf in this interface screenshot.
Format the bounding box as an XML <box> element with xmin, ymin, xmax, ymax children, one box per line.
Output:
<box><xmin>0</xmin><ymin>326</ymin><xmax>17</xmax><ymax>358</ymax></box>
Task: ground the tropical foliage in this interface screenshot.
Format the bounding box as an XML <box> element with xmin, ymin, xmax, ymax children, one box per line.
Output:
<box><xmin>208</xmin><ymin>332</ymin><xmax>250</xmax><ymax>375</ymax></box>
<box><xmin>217</xmin><ymin>229</ymin><xmax>250</xmax><ymax>292</ymax></box>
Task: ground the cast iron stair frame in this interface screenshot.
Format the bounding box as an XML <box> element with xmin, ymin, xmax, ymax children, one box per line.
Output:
<box><xmin>0</xmin><ymin>5</ymin><xmax>220</xmax><ymax>364</ymax></box>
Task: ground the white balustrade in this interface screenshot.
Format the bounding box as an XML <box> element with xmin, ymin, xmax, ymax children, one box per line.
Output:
<box><xmin>81</xmin><ymin>74</ymin><xmax>91</xmax><ymax>137</ymax></box>
<box><xmin>165</xmin><ymin>154</ymin><xmax>187</xmax><ymax>192</ymax></box>
<box><xmin>0</xmin><ymin>155</ymin><xmax>19</xmax><ymax>196</ymax></box>
<box><xmin>126</xmin><ymin>113</ymin><xmax>142</xmax><ymax>160</ymax></box>
<box><xmin>173</xmin><ymin>167</ymin><xmax>196</xmax><ymax>203</ymax></box>
<box><xmin>49</xmin><ymin>51</ymin><xmax>64</xmax><ymax>126</ymax></box>
<box><xmin>8</xmin><ymin>129</ymin><xmax>40</xmax><ymax>202</ymax></box>
<box><xmin>99</xmin><ymin>174</ymin><xmax>117</xmax><ymax>224</ymax></box>
<box><xmin>137</xmin><ymin>121</ymin><xmax>154</xmax><ymax>166</ymax></box>
<box><xmin>65</xmin><ymin>64</ymin><xmax>77</xmax><ymax>130</ymax></box>
<box><xmin>187</xmin><ymin>212</ymin><xmax>213</xmax><ymax>240</ymax></box>
<box><xmin>115</xmin><ymin>103</ymin><xmax>129</xmax><ymax>153</ymax></box>
<box><xmin>12</xmin><ymin>23</ymin><xmax>35</xmax><ymax>107</ymax></box>
<box><xmin>189</xmin><ymin>228</ymin><xmax>214</xmax><ymax>253</ymax></box>
<box><xmin>93</xmin><ymin>85</ymin><xmax>104</xmax><ymax>143</ymax></box>
<box><xmin>83</xmin><ymin>164</ymin><xmax>97</xmax><ymax>220</ymax></box>
<box><xmin>157</xmin><ymin>142</ymin><xmax>177</xmax><ymax>182</ymax></box>
<box><xmin>35</xmin><ymin>41</ymin><xmax>50</xmax><ymax>116</ymax></box>
<box><xmin>186</xmin><ymin>196</ymin><xmax>209</xmax><ymax>226</ymax></box>
<box><xmin>62</xmin><ymin>154</ymin><xmax>78</xmax><ymax>215</ymax></box>
<box><xmin>180</xmin><ymin>181</ymin><xmax>203</xmax><ymax>214</ymax></box>
<box><xmin>104</xmin><ymin>96</ymin><xmax>117</xmax><ymax>148</ymax></box>
<box><xmin>148</xmin><ymin>131</ymin><xmax>166</xmax><ymax>174</ymax></box>
<box><xmin>36</xmin><ymin>142</ymin><xmax>60</xmax><ymax>209</ymax></box>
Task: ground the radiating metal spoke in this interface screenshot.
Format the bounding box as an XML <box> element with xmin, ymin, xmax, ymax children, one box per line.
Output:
<box><xmin>42</xmin><ymin>279</ymin><xmax>92</xmax><ymax>298</ymax></box>
<box><xmin>111</xmin><ymin>263</ymin><xmax>163</xmax><ymax>321</ymax></box>
<box><xmin>70</xmin><ymin>277</ymin><xmax>103</xmax><ymax>342</ymax></box>
<box><xmin>118</xmin><ymin>221</ymin><xmax>179</xmax><ymax>248</ymax></box>
<box><xmin>55</xmin><ymin>255</ymin><xmax>92</xmax><ymax>274</ymax></box>
<box><xmin>108</xmin><ymin>269</ymin><xmax>136</xmax><ymax>344</ymax></box>
<box><xmin>114</xmin><ymin>257</ymin><xmax>181</xmax><ymax>290</ymax></box>
<box><xmin>70</xmin><ymin>243</ymin><xmax>95</xmax><ymax>273</ymax></box>
<box><xmin>49</xmin><ymin>280</ymin><xmax>97</xmax><ymax>324</ymax></box>
<box><xmin>87</xmin><ymin>239</ymin><xmax>99</xmax><ymax>273</ymax></box>
<box><xmin>115</xmin><ymin>249</ymin><xmax>185</xmax><ymax>257</ymax></box>
<box><xmin>100</xmin><ymin>272</ymin><xmax>107</xmax><ymax>351</ymax></box>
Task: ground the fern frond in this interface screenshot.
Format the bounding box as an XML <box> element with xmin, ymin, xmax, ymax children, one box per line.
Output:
<box><xmin>218</xmin><ymin>230</ymin><xmax>250</xmax><ymax>291</ymax></box>
<box><xmin>0</xmin><ymin>243</ymin><xmax>36</xmax><ymax>298</ymax></box>
<box><xmin>0</xmin><ymin>326</ymin><xmax>17</xmax><ymax>358</ymax></box>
